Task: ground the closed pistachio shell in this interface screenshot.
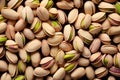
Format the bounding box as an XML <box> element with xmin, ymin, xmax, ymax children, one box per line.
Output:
<box><xmin>15</xmin><ymin>19</ymin><xmax>26</xmax><ymax>31</ymax></box>
<box><xmin>78</xmin><ymin>58</ymin><xmax>90</xmax><ymax>67</ymax></box>
<box><xmin>115</xmin><ymin>2</ymin><xmax>120</xmax><ymax>14</ymax></box>
<box><xmin>50</xmin><ymin>63</ymin><xmax>58</xmax><ymax>74</ymax></box>
<box><xmin>1</xmin><ymin>72</ymin><xmax>11</xmax><ymax>80</ymax></box>
<box><xmin>82</xmin><ymin>47</ymin><xmax>91</xmax><ymax>58</ymax></box>
<box><xmin>35</xmin><ymin>30</ymin><xmax>47</xmax><ymax>39</ymax></box>
<box><xmin>0</xmin><ymin>47</ymin><xmax>5</xmax><ymax>59</ymax></box>
<box><xmin>99</xmin><ymin>33</ymin><xmax>111</xmax><ymax>44</ymax></box>
<box><xmin>8</xmin><ymin>64</ymin><xmax>18</xmax><ymax>77</ymax></box>
<box><xmin>74</xmin><ymin>0</ymin><xmax>83</xmax><ymax>8</ymax></box>
<box><xmin>50</xmin><ymin>46</ymin><xmax>59</xmax><ymax>58</ymax></box>
<box><xmin>102</xmin><ymin>19</ymin><xmax>111</xmax><ymax>31</ymax></box>
<box><xmin>86</xmin><ymin>66</ymin><xmax>95</xmax><ymax>80</ymax></box>
<box><xmin>25</xmin><ymin>66</ymin><xmax>34</xmax><ymax>80</ymax></box>
<box><xmin>0</xmin><ymin>22</ymin><xmax>7</xmax><ymax>33</ymax></box>
<box><xmin>0</xmin><ymin>60</ymin><xmax>8</xmax><ymax>72</ymax></box>
<box><xmin>107</xmin><ymin>26</ymin><xmax>120</xmax><ymax>35</ymax></box>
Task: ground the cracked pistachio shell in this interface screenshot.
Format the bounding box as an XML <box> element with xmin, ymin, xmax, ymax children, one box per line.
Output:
<box><xmin>33</xmin><ymin>67</ymin><xmax>50</xmax><ymax>77</ymax></box>
<box><xmin>71</xmin><ymin>67</ymin><xmax>85</xmax><ymax>79</ymax></box>
<box><xmin>95</xmin><ymin>67</ymin><xmax>108</xmax><ymax>78</ymax></box>
<box><xmin>113</xmin><ymin>35</ymin><xmax>120</xmax><ymax>43</ymax></box>
<box><xmin>57</xmin><ymin>10</ymin><xmax>67</xmax><ymax>25</ymax></box>
<box><xmin>8</xmin><ymin>64</ymin><xmax>18</xmax><ymax>77</ymax></box>
<box><xmin>115</xmin><ymin>2</ymin><xmax>120</xmax><ymax>14</ymax></box>
<box><xmin>15</xmin><ymin>75</ymin><xmax>25</xmax><ymax>80</ymax></box>
<box><xmin>15</xmin><ymin>19</ymin><xmax>26</xmax><ymax>31</ymax></box>
<box><xmin>40</xmin><ymin>57</ymin><xmax>54</xmax><ymax>69</ymax></box>
<box><xmin>56</xmin><ymin>1</ymin><xmax>74</xmax><ymax>10</ymax></box>
<box><xmin>98</xmin><ymin>2</ymin><xmax>115</xmax><ymax>13</ymax></box>
<box><xmin>42</xmin><ymin>22</ymin><xmax>55</xmax><ymax>37</ymax></box>
<box><xmin>31</xmin><ymin>17</ymin><xmax>42</xmax><ymax>33</ymax></box>
<box><xmin>107</xmin><ymin>26</ymin><xmax>120</xmax><ymax>35</ymax></box>
<box><xmin>108</xmin><ymin>13</ymin><xmax>120</xmax><ymax>25</ymax></box>
<box><xmin>92</xmin><ymin>12</ymin><xmax>106</xmax><ymax>22</ymax></box>
<box><xmin>73</xmin><ymin>36</ymin><xmax>84</xmax><ymax>52</ymax></box>
<box><xmin>0</xmin><ymin>35</ymin><xmax>7</xmax><ymax>46</ymax></box>
<box><xmin>108</xmin><ymin>76</ymin><xmax>116</xmax><ymax>80</ymax></box>
<box><xmin>53</xmin><ymin>67</ymin><xmax>66</xmax><ymax>80</ymax></box>
<box><xmin>64</xmin><ymin>62</ymin><xmax>78</xmax><ymax>73</ymax></box>
<box><xmin>109</xmin><ymin>66</ymin><xmax>120</xmax><ymax>77</ymax></box>
<box><xmin>74</xmin><ymin>0</ymin><xmax>83</xmax><ymax>8</ymax></box>
<box><xmin>37</xmin><ymin>7</ymin><xmax>49</xmax><ymax>21</ymax></box>
<box><xmin>31</xmin><ymin>52</ymin><xmax>41</xmax><ymax>67</ymax></box>
<box><xmin>78</xmin><ymin>58</ymin><xmax>90</xmax><ymax>67</ymax></box>
<box><xmin>22</xmin><ymin>6</ymin><xmax>34</xmax><ymax>24</ymax></box>
<box><xmin>50</xmin><ymin>46</ymin><xmax>59</xmax><ymax>58</ymax></box>
<box><xmin>25</xmin><ymin>66</ymin><xmax>34</xmax><ymax>80</ymax></box>
<box><xmin>82</xmin><ymin>47</ymin><xmax>91</xmax><ymax>58</ymax></box>
<box><xmin>99</xmin><ymin>33</ymin><xmax>111</xmax><ymax>44</ymax></box>
<box><xmin>0</xmin><ymin>60</ymin><xmax>8</xmax><ymax>72</ymax></box>
<box><xmin>50</xmin><ymin>63</ymin><xmax>58</xmax><ymax>74</ymax></box>
<box><xmin>8</xmin><ymin>0</ymin><xmax>23</xmax><ymax>9</ymax></box>
<box><xmin>49</xmin><ymin>8</ymin><xmax>58</xmax><ymax>20</ymax></box>
<box><xmin>86</xmin><ymin>66</ymin><xmax>95</xmax><ymax>80</ymax></box>
<box><xmin>101</xmin><ymin>45</ymin><xmax>118</xmax><ymax>54</ymax></box>
<box><xmin>25</xmin><ymin>0</ymin><xmax>40</xmax><ymax>8</ymax></box>
<box><xmin>47</xmin><ymin>32</ymin><xmax>63</xmax><ymax>46</ymax></box>
<box><xmin>84</xmin><ymin>1</ymin><xmax>95</xmax><ymax>15</ymax></box>
<box><xmin>19</xmin><ymin>49</ymin><xmax>30</xmax><ymax>63</ymax></box>
<box><xmin>0</xmin><ymin>47</ymin><xmax>5</xmax><ymax>59</ymax></box>
<box><xmin>40</xmin><ymin>0</ymin><xmax>54</xmax><ymax>9</ymax></box>
<box><xmin>89</xmin><ymin>38</ymin><xmax>101</xmax><ymax>53</ymax></box>
<box><xmin>59</xmin><ymin>41</ymin><xmax>73</xmax><ymax>52</ymax></box>
<box><xmin>1</xmin><ymin>72</ymin><xmax>11</xmax><ymax>80</ymax></box>
<box><xmin>6</xmin><ymin>51</ymin><xmax>18</xmax><ymax>64</ymax></box>
<box><xmin>15</xmin><ymin>32</ymin><xmax>25</xmax><ymax>48</ymax></box>
<box><xmin>102</xmin><ymin>54</ymin><xmax>113</xmax><ymax>68</ymax></box>
<box><xmin>41</xmin><ymin>39</ymin><xmax>50</xmax><ymax>56</ymax></box>
<box><xmin>113</xmin><ymin>53</ymin><xmax>120</xmax><ymax>68</ymax></box>
<box><xmin>0</xmin><ymin>22</ymin><xmax>7</xmax><ymax>34</ymax></box>
<box><xmin>68</xmin><ymin>8</ymin><xmax>78</xmax><ymax>23</ymax></box>
<box><xmin>78</xmin><ymin>29</ymin><xmax>93</xmax><ymax>45</ymax></box>
<box><xmin>64</xmin><ymin>24</ymin><xmax>75</xmax><ymax>42</ymax></box>
<box><xmin>35</xmin><ymin>30</ymin><xmax>47</xmax><ymax>39</ymax></box>
<box><xmin>1</xmin><ymin>8</ymin><xmax>19</xmax><ymax>20</ymax></box>
<box><xmin>89</xmin><ymin>23</ymin><xmax>102</xmax><ymax>35</ymax></box>
<box><xmin>102</xmin><ymin>19</ymin><xmax>111</xmax><ymax>31</ymax></box>
<box><xmin>5</xmin><ymin>40</ymin><xmax>18</xmax><ymax>53</ymax></box>
<box><xmin>55</xmin><ymin>50</ymin><xmax>65</xmax><ymax>65</ymax></box>
<box><xmin>18</xmin><ymin>60</ymin><xmax>26</xmax><ymax>73</ymax></box>
<box><xmin>25</xmin><ymin>39</ymin><xmax>41</xmax><ymax>52</ymax></box>
<box><xmin>92</xmin><ymin>0</ymin><xmax>101</xmax><ymax>4</ymax></box>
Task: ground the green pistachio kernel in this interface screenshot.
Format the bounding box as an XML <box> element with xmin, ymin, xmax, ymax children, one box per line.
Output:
<box><xmin>18</xmin><ymin>61</ymin><xmax>26</xmax><ymax>73</ymax></box>
<box><xmin>51</xmin><ymin>21</ymin><xmax>58</xmax><ymax>27</ymax></box>
<box><xmin>64</xmin><ymin>54</ymin><xmax>75</xmax><ymax>60</ymax></box>
<box><xmin>0</xmin><ymin>37</ymin><xmax>7</xmax><ymax>44</ymax></box>
<box><xmin>0</xmin><ymin>15</ymin><xmax>5</xmax><ymax>22</ymax></box>
<box><xmin>33</xmin><ymin>21</ymin><xmax>41</xmax><ymax>33</ymax></box>
<box><xmin>27</xmin><ymin>54</ymin><xmax>31</xmax><ymax>63</ymax></box>
<box><xmin>33</xmin><ymin>0</ymin><xmax>39</xmax><ymax>4</ymax></box>
<box><xmin>104</xmin><ymin>58</ymin><xmax>108</xmax><ymax>66</ymax></box>
<box><xmin>89</xmin><ymin>25</ymin><xmax>95</xmax><ymax>30</ymax></box>
<box><xmin>115</xmin><ymin>2</ymin><xmax>120</xmax><ymax>14</ymax></box>
<box><xmin>15</xmin><ymin>75</ymin><xmax>25</xmax><ymax>80</ymax></box>
<box><xmin>115</xmin><ymin>57</ymin><xmax>119</xmax><ymax>67</ymax></box>
<box><xmin>68</xmin><ymin>28</ymin><xmax>73</xmax><ymax>41</ymax></box>
<box><xmin>65</xmin><ymin>64</ymin><xmax>75</xmax><ymax>72</ymax></box>
<box><xmin>84</xmin><ymin>39</ymin><xmax>91</xmax><ymax>45</ymax></box>
<box><xmin>46</xmin><ymin>0</ymin><xmax>54</xmax><ymax>9</ymax></box>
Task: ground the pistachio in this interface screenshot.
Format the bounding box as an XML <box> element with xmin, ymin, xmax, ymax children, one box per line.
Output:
<box><xmin>113</xmin><ymin>53</ymin><xmax>120</xmax><ymax>68</ymax></box>
<box><xmin>109</xmin><ymin>66</ymin><xmax>120</xmax><ymax>77</ymax></box>
<box><xmin>102</xmin><ymin>19</ymin><xmax>111</xmax><ymax>31</ymax></box>
<box><xmin>25</xmin><ymin>0</ymin><xmax>40</xmax><ymax>8</ymax></box>
<box><xmin>86</xmin><ymin>66</ymin><xmax>95</xmax><ymax>80</ymax></box>
<box><xmin>92</xmin><ymin>0</ymin><xmax>101</xmax><ymax>4</ymax></box>
<box><xmin>0</xmin><ymin>22</ymin><xmax>7</xmax><ymax>34</ymax></box>
<box><xmin>15</xmin><ymin>75</ymin><xmax>25</xmax><ymax>80</ymax></box>
<box><xmin>107</xmin><ymin>76</ymin><xmax>116</xmax><ymax>80</ymax></box>
<box><xmin>99</xmin><ymin>33</ymin><xmax>111</xmax><ymax>44</ymax></box>
<box><xmin>40</xmin><ymin>0</ymin><xmax>54</xmax><ymax>9</ymax></box>
<box><xmin>50</xmin><ymin>63</ymin><xmax>58</xmax><ymax>74</ymax></box>
<box><xmin>74</xmin><ymin>0</ymin><xmax>83</xmax><ymax>8</ymax></box>
<box><xmin>35</xmin><ymin>30</ymin><xmax>47</xmax><ymax>39</ymax></box>
<box><xmin>25</xmin><ymin>66</ymin><xmax>34</xmax><ymax>80</ymax></box>
<box><xmin>0</xmin><ymin>15</ymin><xmax>6</xmax><ymax>22</ymax></box>
<box><xmin>49</xmin><ymin>8</ymin><xmax>58</xmax><ymax>20</ymax></box>
<box><xmin>0</xmin><ymin>35</ymin><xmax>7</xmax><ymax>46</ymax></box>
<box><xmin>8</xmin><ymin>64</ymin><xmax>18</xmax><ymax>77</ymax></box>
<box><xmin>115</xmin><ymin>2</ymin><xmax>120</xmax><ymax>14</ymax></box>
<box><xmin>0</xmin><ymin>60</ymin><xmax>8</xmax><ymax>72</ymax></box>
<box><xmin>78</xmin><ymin>58</ymin><xmax>90</xmax><ymax>67</ymax></box>
<box><xmin>15</xmin><ymin>19</ymin><xmax>26</xmax><ymax>31</ymax></box>
<box><xmin>0</xmin><ymin>47</ymin><xmax>5</xmax><ymax>59</ymax></box>
<box><xmin>113</xmin><ymin>35</ymin><xmax>120</xmax><ymax>43</ymax></box>
<box><xmin>82</xmin><ymin>47</ymin><xmax>91</xmax><ymax>58</ymax></box>
<box><xmin>1</xmin><ymin>72</ymin><xmax>11</xmax><ymax>80</ymax></box>
<box><xmin>18</xmin><ymin>60</ymin><xmax>26</xmax><ymax>73</ymax></box>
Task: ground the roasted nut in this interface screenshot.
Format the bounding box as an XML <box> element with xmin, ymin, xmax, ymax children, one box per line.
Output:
<box><xmin>25</xmin><ymin>0</ymin><xmax>40</xmax><ymax>8</ymax></box>
<box><xmin>14</xmin><ymin>75</ymin><xmax>25</xmax><ymax>80</ymax></box>
<box><xmin>78</xmin><ymin>58</ymin><xmax>90</xmax><ymax>67</ymax></box>
<box><xmin>82</xmin><ymin>47</ymin><xmax>91</xmax><ymax>58</ymax></box>
<box><xmin>73</xmin><ymin>0</ymin><xmax>83</xmax><ymax>8</ymax></box>
<box><xmin>0</xmin><ymin>22</ymin><xmax>7</xmax><ymax>34</ymax></box>
<box><xmin>109</xmin><ymin>66</ymin><xmax>120</xmax><ymax>77</ymax></box>
<box><xmin>115</xmin><ymin>2</ymin><xmax>120</xmax><ymax>14</ymax></box>
<box><xmin>49</xmin><ymin>8</ymin><xmax>58</xmax><ymax>20</ymax></box>
<box><xmin>25</xmin><ymin>66</ymin><xmax>34</xmax><ymax>80</ymax></box>
<box><xmin>15</xmin><ymin>19</ymin><xmax>26</xmax><ymax>31</ymax></box>
<box><xmin>8</xmin><ymin>64</ymin><xmax>18</xmax><ymax>77</ymax></box>
<box><xmin>113</xmin><ymin>53</ymin><xmax>120</xmax><ymax>68</ymax></box>
<box><xmin>0</xmin><ymin>47</ymin><xmax>5</xmax><ymax>59</ymax></box>
<box><xmin>0</xmin><ymin>35</ymin><xmax>7</xmax><ymax>46</ymax></box>
<box><xmin>0</xmin><ymin>60</ymin><xmax>8</xmax><ymax>72</ymax></box>
<box><xmin>86</xmin><ymin>66</ymin><xmax>95</xmax><ymax>80</ymax></box>
<box><xmin>99</xmin><ymin>33</ymin><xmax>111</xmax><ymax>44</ymax></box>
<box><xmin>18</xmin><ymin>60</ymin><xmax>26</xmax><ymax>73</ymax></box>
<box><xmin>40</xmin><ymin>0</ymin><xmax>54</xmax><ymax>9</ymax></box>
<box><xmin>1</xmin><ymin>72</ymin><xmax>11</xmax><ymax>80</ymax></box>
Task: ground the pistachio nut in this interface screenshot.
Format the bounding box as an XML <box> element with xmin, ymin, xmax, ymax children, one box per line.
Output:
<box><xmin>0</xmin><ymin>35</ymin><xmax>7</xmax><ymax>46</ymax></box>
<box><xmin>1</xmin><ymin>72</ymin><xmax>11</xmax><ymax>80</ymax></box>
<box><xmin>18</xmin><ymin>60</ymin><xmax>26</xmax><ymax>73</ymax></box>
<box><xmin>42</xmin><ymin>22</ymin><xmax>55</xmax><ymax>37</ymax></box>
<box><xmin>115</xmin><ymin>2</ymin><xmax>120</xmax><ymax>14</ymax></box>
<box><xmin>36</xmin><ymin>7</ymin><xmax>49</xmax><ymax>21</ymax></box>
<box><xmin>8</xmin><ymin>64</ymin><xmax>18</xmax><ymax>77</ymax></box>
<box><xmin>98</xmin><ymin>2</ymin><xmax>115</xmax><ymax>13</ymax></box>
<box><xmin>0</xmin><ymin>60</ymin><xmax>8</xmax><ymax>72</ymax></box>
<box><xmin>107</xmin><ymin>26</ymin><xmax>120</xmax><ymax>35</ymax></box>
<box><xmin>25</xmin><ymin>66</ymin><xmax>34</xmax><ymax>80</ymax></box>
<box><xmin>49</xmin><ymin>8</ymin><xmax>58</xmax><ymax>20</ymax></box>
<box><xmin>17</xmin><ymin>5</ymin><xmax>24</xmax><ymax>18</ymax></box>
<box><xmin>47</xmin><ymin>32</ymin><xmax>63</xmax><ymax>46</ymax></box>
<box><xmin>86</xmin><ymin>66</ymin><xmax>95</xmax><ymax>80</ymax></box>
<box><xmin>78</xmin><ymin>29</ymin><xmax>93</xmax><ymax>45</ymax></box>
<box><xmin>64</xmin><ymin>62</ymin><xmax>78</xmax><ymax>73</ymax></box>
<box><xmin>31</xmin><ymin>51</ymin><xmax>41</xmax><ymax>67</ymax></box>
<box><xmin>0</xmin><ymin>22</ymin><xmax>7</xmax><ymax>34</ymax></box>
<box><xmin>41</xmin><ymin>39</ymin><xmax>50</xmax><ymax>56</ymax></box>
<box><xmin>31</xmin><ymin>17</ymin><xmax>42</xmax><ymax>33</ymax></box>
<box><xmin>71</xmin><ymin>67</ymin><xmax>85</xmax><ymax>79</ymax></box>
<box><xmin>1</xmin><ymin>8</ymin><xmax>19</xmax><ymax>20</ymax></box>
<box><xmin>73</xmin><ymin>36</ymin><xmax>84</xmax><ymax>52</ymax></box>
<box><xmin>82</xmin><ymin>47</ymin><xmax>91</xmax><ymax>58</ymax></box>
<box><xmin>99</xmin><ymin>33</ymin><xmax>111</xmax><ymax>44</ymax></box>
<box><xmin>100</xmin><ymin>45</ymin><xmax>118</xmax><ymax>54</ymax></box>
<box><xmin>74</xmin><ymin>0</ymin><xmax>83</xmax><ymax>8</ymax></box>
<box><xmin>89</xmin><ymin>23</ymin><xmax>102</xmax><ymax>35</ymax></box>
<box><xmin>33</xmin><ymin>67</ymin><xmax>50</xmax><ymax>77</ymax></box>
<box><xmin>107</xmin><ymin>76</ymin><xmax>116</xmax><ymax>80</ymax></box>
<box><xmin>113</xmin><ymin>53</ymin><xmax>120</xmax><ymax>68</ymax></box>
<box><xmin>8</xmin><ymin>0</ymin><xmax>23</xmax><ymax>9</ymax></box>
<box><xmin>102</xmin><ymin>54</ymin><xmax>113</xmax><ymax>68</ymax></box>
<box><xmin>19</xmin><ymin>49</ymin><xmax>30</xmax><ymax>63</ymax></box>
<box><xmin>40</xmin><ymin>57</ymin><xmax>54</xmax><ymax>69</ymax></box>
<box><xmin>84</xmin><ymin>1</ymin><xmax>95</xmax><ymax>15</ymax></box>
<box><xmin>0</xmin><ymin>0</ymin><xmax>5</xmax><ymax>11</ymax></box>
<box><xmin>25</xmin><ymin>39</ymin><xmax>41</xmax><ymax>52</ymax></box>
<box><xmin>5</xmin><ymin>40</ymin><xmax>18</xmax><ymax>53</ymax></box>
<box><xmin>35</xmin><ymin>30</ymin><xmax>47</xmax><ymax>39</ymax></box>
<box><xmin>56</xmin><ymin>1</ymin><xmax>74</xmax><ymax>10</ymax></box>
<box><xmin>40</xmin><ymin>0</ymin><xmax>54</xmax><ymax>9</ymax></box>
<box><xmin>102</xmin><ymin>19</ymin><xmax>111</xmax><ymax>31</ymax></box>
<box><xmin>113</xmin><ymin>34</ymin><xmax>120</xmax><ymax>43</ymax></box>
<box><xmin>53</xmin><ymin>67</ymin><xmax>66</xmax><ymax>80</ymax></box>
<box><xmin>0</xmin><ymin>15</ymin><xmax>6</xmax><ymax>22</ymax></box>
<box><xmin>68</xmin><ymin>8</ymin><xmax>78</xmax><ymax>23</ymax></box>
<box><xmin>95</xmin><ymin>67</ymin><xmax>108</xmax><ymax>78</ymax></box>
<box><xmin>15</xmin><ymin>19</ymin><xmax>26</xmax><ymax>31</ymax></box>
<box><xmin>64</xmin><ymin>24</ymin><xmax>75</xmax><ymax>42</ymax></box>
<box><xmin>92</xmin><ymin>0</ymin><xmax>101</xmax><ymax>4</ymax></box>
<box><xmin>78</xmin><ymin>58</ymin><xmax>90</xmax><ymax>67</ymax></box>
<box><xmin>59</xmin><ymin>41</ymin><xmax>73</xmax><ymax>52</ymax></box>
<box><xmin>15</xmin><ymin>32</ymin><xmax>25</xmax><ymax>48</ymax></box>
<box><xmin>109</xmin><ymin>66</ymin><xmax>120</xmax><ymax>77</ymax></box>
<box><xmin>0</xmin><ymin>47</ymin><xmax>5</xmax><ymax>59</ymax></box>
<box><xmin>108</xmin><ymin>13</ymin><xmax>120</xmax><ymax>25</ymax></box>
<box><xmin>14</xmin><ymin>75</ymin><xmax>25</xmax><ymax>80</ymax></box>
<box><xmin>50</xmin><ymin>63</ymin><xmax>58</xmax><ymax>74</ymax></box>
<box><xmin>22</xmin><ymin>6</ymin><xmax>34</xmax><ymax>24</ymax></box>
<box><xmin>89</xmin><ymin>38</ymin><xmax>101</xmax><ymax>53</ymax></box>
<box><xmin>25</xmin><ymin>0</ymin><xmax>40</xmax><ymax>8</ymax></box>
<box><xmin>90</xmin><ymin>52</ymin><xmax>103</xmax><ymax>67</ymax></box>
<box><xmin>92</xmin><ymin>12</ymin><xmax>106</xmax><ymax>22</ymax></box>
<box><xmin>50</xmin><ymin>46</ymin><xmax>59</xmax><ymax>58</ymax></box>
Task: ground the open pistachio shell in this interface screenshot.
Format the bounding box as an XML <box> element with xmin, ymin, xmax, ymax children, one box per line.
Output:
<box><xmin>113</xmin><ymin>53</ymin><xmax>120</xmax><ymax>68</ymax></box>
<box><xmin>8</xmin><ymin>64</ymin><xmax>18</xmax><ymax>77</ymax></box>
<box><xmin>109</xmin><ymin>66</ymin><xmax>120</xmax><ymax>77</ymax></box>
<box><xmin>25</xmin><ymin>0</ymin><xmax>40</xmax><ymax>8</ymax></box>
<box><xmin>115</xmin><ymin>2</ymin><xmax>120</xmax><ymax>14</ymax></box>
<box><xmin>40</xmin><ymin>0</ymin><xmax>54</xmax><ymax>9</ymax></box>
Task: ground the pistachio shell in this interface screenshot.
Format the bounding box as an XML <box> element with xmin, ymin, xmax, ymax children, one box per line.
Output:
<box><xmin>109</xmin><ymin>66</ymin><xmax>120</xmax><ymax>77</ymax></box>
<box><xmin>25</xmin><ymin>66</ymin><xmax>34</xmax><ymax>80</ymax></box>
<box><xmin>1</xmin><ymin>72</ymin><xmax>11</xmax><ymax>80</ymax></box>
<box><xmin>78</xmin><ymin>58</ymin><xmax>90</xmax><ymax>67</ymax></box>
<box><xmin>18</xmin><ymin>60</ymin><xmax>26</xmax><ymax>73</ymax></box>
<box><xmin>0</xmin><ymin>60</ymin><xmax>8</xmax><ymax>72</ymax></box>
<box><xmin>0</xmin><ymin>22</ymin><xmax>7</xmax><ymax>33</ymax></box>
<box><xmin>8</xmin><ymin>64</ymin><xmax>18</xmax><ymax>77</ymax></box>
<box><xmin>25</xmin><ymin>0</ymin><xmax>40</xmax><ymax>8</ymax></box>
<box><xmin>86</xmin><ymin>66</ymin><xmax>95</xmax><ymax>80</ymax></box>
<box><xmin>82</xmin><ymin>47</ymin><xmax>91</xmax><ymax>58</ymax></box>
<box><xmin>74</xmin><ymin>0</ymin><xmax>83</xmax><ymax>8</ymax></box>
<box><xmin>15</xmin><ymin>75</ymin><xmax>25</xmax><ymax>80</ymax></box>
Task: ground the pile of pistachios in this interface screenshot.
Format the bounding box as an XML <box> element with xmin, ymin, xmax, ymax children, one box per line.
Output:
<box><xmin>1</xmin><ymin>0</ymin><xmax>120</xmax><ymax>80</ymax></box>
